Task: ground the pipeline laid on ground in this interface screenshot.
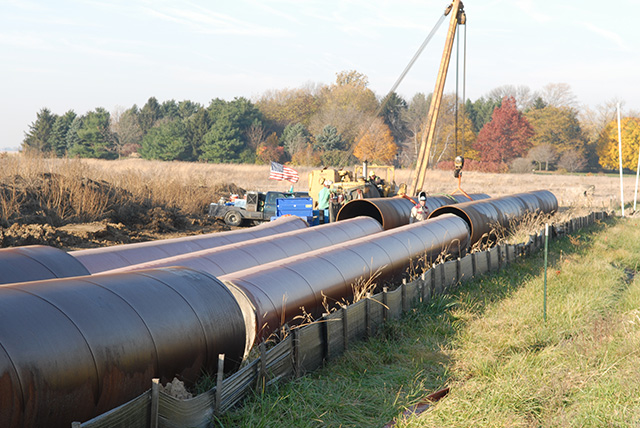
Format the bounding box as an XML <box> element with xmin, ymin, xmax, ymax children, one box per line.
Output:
<box><xmin>0</xmin><ymin>245</ymin><xmax>90</xmax><ymax>285</ymax></box>
<box><xmin>0</xmin><ymin>268</ymin><xmax>246</xmax><ymax>428</ymax></box>
<box><xmin>0</xmin><ymin>190</ymin><xmax>558</xmax><ymax>428</ymax></box>
<box><xmin>101</xmin><ymin>217</ymin><xmax>383</xmax><ymax>277</ymax></box>
<box><xmin>428</xmin><ymin>190</ymin><xmax>558</xmax><ymax>245</ymax></box>
<box><xmin>70</xmin><ymin>215</ymin><xmax>308</xmax><ymax>274</ymax></box>
<box><xmin>221</xmin><ymin>213</ymin><xmax>471</xmax><ymax>349</ymax></box>
<box><xmin>336</xmin><ymin>193</ymin><xmax>490</xmax><ymax>229</ymax></box>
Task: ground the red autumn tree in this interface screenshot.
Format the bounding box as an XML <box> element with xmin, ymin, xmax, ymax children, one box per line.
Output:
<box><xmin>474</xmin><ymin>96</ymin><xmax>534</xmax><ymax>164</ymax></box>
<box><xmin>256</xmin><ymin>132</ymin><xmax>285</xmax><ymax>164</ymax></box>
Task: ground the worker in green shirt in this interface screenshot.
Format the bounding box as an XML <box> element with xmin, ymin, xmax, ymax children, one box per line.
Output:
<box><xmin>317</xmin><ymin>179</ymin><xmax>331</xmax><ymax>222</ymax></box>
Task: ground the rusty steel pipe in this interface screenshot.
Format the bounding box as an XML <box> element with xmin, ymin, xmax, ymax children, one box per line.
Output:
<box><xmin>0</xmin><ymin>267</ymin><xmax>246</xmax><ymax>428</ymax></box>
<box><xmin>102</xmin><ymin>217</ymin><xmax>383</xmax><ymax>278</ymax></box>
<box><xmin>221</xmin><ymin>214</ymin><xmax>470</xmax><ymax>345</ymax></box>
<box><xmin>336</xmin><ymin>194</ymin><xmax>490</xmax><ymax>230</ymax></box>
<box><xmin>428</xmin><ymin>190</ymin><xmax>558</xmax><ymax>246</ymax></box>
<box><xmin>336</xmin><ymin>197</ymin><xmax>415</xmax><ymax>229</ymax></box>
<box><xmin>0</xmin><ymin>245</ymin><xmax>89</xmax><ymax>284</ymax></box>
<box><xmin>70</xmin><ymin>215</ymin><xmax>308</xmax><ymax>274</ymax></box>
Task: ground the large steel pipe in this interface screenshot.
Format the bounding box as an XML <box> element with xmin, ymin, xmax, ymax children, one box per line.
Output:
<box><xmin>428</xmin><ymin>190</ymin><xmax>558</xmax><ymax>246</ymax></box>
<box><xmin>222</xmin><ymin>214</ymin><xmax>470</xmax><ymax>345</ymax></box>
<box><xmin>450</xmin><ymin>193</ymin><xmax>491</xmax><ymax>203</ymax></box>
<box><xmin>526</xmin><ymin>189</ymin><xmax>558</xmax><ymax>213</ymax></box>
<box><xmin>70</xmin><ymin>215</ymin><xmax>307</xmax><ymax>274</ymax></box>
<box><xmin>336</xmin><ymin>194</ymin><xmax>490</xmax><ymax>230</ymax></box>
<box><xmin>0</xmin><ymin>267</ymin><xmax>246</xmax><ymax>428</ymax></box>
<box><xmin>336</xmin><ymin>197</ymin><xmax>415</xmax><ymax>229</ymax></box>
<box><xmin>103</xmin><ymin>217</ymin><xmax>383</xmax><ymax>277</ymax></box>
<box><xmin>0</xmin><ymin>245</ymin><xmax>89</xmax><ymax>284</ymax></box>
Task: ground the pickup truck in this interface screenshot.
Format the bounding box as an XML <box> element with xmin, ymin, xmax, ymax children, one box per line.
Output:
<box><xmin>208</xmin><ymin>190</ymin><xmax>310</xmax><ymax>226</ymax></box>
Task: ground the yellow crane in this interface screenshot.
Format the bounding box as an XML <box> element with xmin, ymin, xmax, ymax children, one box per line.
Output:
<box><xmin>410</xmin><ymin>0</ymin><xmax>466</xmax><ymax>196</ymax></box>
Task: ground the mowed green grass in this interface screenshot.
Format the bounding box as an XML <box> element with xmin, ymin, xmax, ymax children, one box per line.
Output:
<box><xmin>216</xmin><ymin>217</ymin><xmax>640</xmax><ymax>427</ymax></box>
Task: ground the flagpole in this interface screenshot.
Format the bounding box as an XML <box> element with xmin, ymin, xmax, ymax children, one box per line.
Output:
<box><xmin>617</xmin><ymin>103</ymin><xmax>625</xmax><ymax>217</ymax></box>
<box><xmin>634</xmin><ymin>128</ymin><xmax>640</xmax><ymax>212</ymax></box>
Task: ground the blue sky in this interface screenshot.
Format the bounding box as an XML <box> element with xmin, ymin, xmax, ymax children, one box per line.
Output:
<box><xmin>1</xmin><ymin>0</ymin><xmax>638</xmax><ymax>150</ymax></box>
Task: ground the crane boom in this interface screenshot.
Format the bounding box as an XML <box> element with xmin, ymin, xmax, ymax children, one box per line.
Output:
<box><xmin>410</xmin><ymin>0</ymin><xmax>466</xmax><ymax>196</ymax></box>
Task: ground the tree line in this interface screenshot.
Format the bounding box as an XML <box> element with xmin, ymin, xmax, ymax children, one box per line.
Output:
<box><xmin>22</xmin><ymin>70</ymin><xmax>640</xmax><ymax>172</ymax></box>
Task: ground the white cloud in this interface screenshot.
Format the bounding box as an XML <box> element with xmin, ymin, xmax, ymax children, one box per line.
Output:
<box><xmin>140</xmin><ymin>3</ymin><xmax>290</xmax><ymax>37</ymax></box>
<box><xmin>60</xmin><ymin>38</ymin><xmax>142</xmax><ymax>60</ymax></box>
<box><xmin>0</xmin><ymin>32</ymin><xmax>47</xmax><ymax>50</ymax></box>
<box><xmin>581</xmin><ymin>22</ymin><xmax>630</xmax><ymax>52</ymax></box>
<box><xmin>244</xmin><ymin>0</ymin><xmax>301</xmax><ymax>24</ymax></box>
<box><xmin>513</xmin><ymin>0</ymin><xmax>553</xmax><ymax>23</ymax></box>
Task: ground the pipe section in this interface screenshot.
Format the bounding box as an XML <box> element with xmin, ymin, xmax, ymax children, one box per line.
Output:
<box><xmin>336</xmin><ymin>194</ymin><xmax>490</xmax><ymax>230</ymax></box>
<box><xmin>0</xmin><ymin>267</ymin><xmax>246</xmax><ymax>428</ymax></box>
<box><xmin>70</xmin><ymin>215</ymin><xmax>307</xmax><ymax>274</ymax></box>
<box><xmin>450</xmin><ymin>193</ymin><xmax>490</xmax><ymax>203</ymax></box>
<box><xmin>103</xmin><ymin>217</ymin><xmax>383</xmax><ymax>277</ymax></box>
<box><xmin>221</xmin><ymin>214</ymin><xmax>470</xmax><ymax>345</ymax></box>
<box><xmin>428</xmin><ymin>190</ymin><xmax>558</xmax><ymax>245</ymax></box>
<box><xmin>0</xmin><ymin>245</ymin><xmax>89</xmax><ymax>284</ymax></box>
<box><xmin>336</xmin><ymin>197</ymin><xmax>414</xmax><ymax>229</ymax></box>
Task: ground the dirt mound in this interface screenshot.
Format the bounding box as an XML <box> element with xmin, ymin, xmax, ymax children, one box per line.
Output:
<box><xmin>0</xmin><ymin>223</ymin><xmax>80</xmax><ymax>248</ymax></box>
<box><xmin>59</xmin><ymin>222</ymin><xmax>132</xmax><ymax>243</ymax></box>
<box><xmin>0</xmin><ymin>221</ymin><xmax>138</xmax><ymax>249</ymax></box>
<box><xmin>0</xmin><ymin>173</ymin><xmax>192</xmax><ymax>231</ymax></box>
<box><xmin>0</xmin><ymin>173</ymin><xmax>133</xmax><ymax>226</ymax></box>
<box><xmin>211</xmin><ymin>183</ymin><xmax>246</xmax><ymax>203</ymax></box>
<box><xmin>0</xmin><ymin>173</ymin><xmax>234</xmax><ymax>249</ymax></box>
<box><xmin>145</xmin><ymin>206</ymin><xmax>189</xmax><ymax>233</ymax></box>
<box><xmin>160</xmin><ymin>377</ymin><xmax>193</xmax><ymax>400</ymax></box>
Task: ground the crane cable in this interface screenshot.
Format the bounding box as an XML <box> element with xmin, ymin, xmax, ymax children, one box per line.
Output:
<box><xmin>455</xmin><ymin>14</ymin><xmax>467</xmax><ymax>159</ymax></box>
<box><xmin>455</xmin><ymin>23</ymin><xmax>459</xmax><ymax>158</ymax></box>
<box><xmin>337</xmin><ymin>12</ymin><xmax>447</xmax><ymax>170</ymax></box>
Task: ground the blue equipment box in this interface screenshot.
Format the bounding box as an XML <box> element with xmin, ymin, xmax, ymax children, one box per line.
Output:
<box><xmin>276</xmin><ymin>197</ymin><xmax>315</xmax><ymax>225</ymax></box>
<box><xmin>276</xmin><ymin>197</ymin><xmax>313</xmax><ymax>216</ymax></box>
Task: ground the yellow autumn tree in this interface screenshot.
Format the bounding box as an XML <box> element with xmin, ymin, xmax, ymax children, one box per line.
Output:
<box><xmin>309</xmin><ymin>70</ymin><xmax>379</xmax><ymax>145</ymax></box>
<box><xmin>353</xmin><ymin>118</ymin><xmax>397</xmax><ymax>164</ymax></box>
<box><xmin>597</xmin><ymin>117</ymin><xmax>640</xmax><ymax>169</ymax></box>
<box><xmin>256</xmin><ymin>87</ymin><xmax>319</xmax><ymax>129</ymax></box>
<box><xmin>429</xmin><ymin>94</ymin><xmax>478</xmax><ymax>164</ymax></box>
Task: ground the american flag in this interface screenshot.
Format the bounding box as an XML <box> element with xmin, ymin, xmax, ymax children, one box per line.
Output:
<box><xmin>269</xmin><ymin>161</ymin><xmax>299</xmax><ymax>183</ymax></box>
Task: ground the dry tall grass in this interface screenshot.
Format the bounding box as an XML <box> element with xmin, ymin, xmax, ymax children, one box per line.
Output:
<box><xmin>0</xmin><ymin>153</ymin><xmax>633</xmax><ymax>227</ymax></box>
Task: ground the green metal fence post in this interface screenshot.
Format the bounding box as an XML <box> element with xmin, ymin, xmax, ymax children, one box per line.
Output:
<box><xmin>543</xmin><ymin>224</ymin><xmax>549</xmax><ymax>322</ymax></box>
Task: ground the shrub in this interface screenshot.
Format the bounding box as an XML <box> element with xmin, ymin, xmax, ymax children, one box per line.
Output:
<box><xmin>510</xmin><ymin>157</ymin><xmax>533</xmax><ymax>174</ymax></box>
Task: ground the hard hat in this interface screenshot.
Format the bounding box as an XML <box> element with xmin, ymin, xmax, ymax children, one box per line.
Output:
<box><xmin>419</xmin><ymin>196</ymin><xmax>426</xmax><ymax>201</ymax></box>
<box><xmin>325</xmin><ymin>180</ymin><xmax>333</xmax><ymax>185</ymax></box>
<box><xmin>369</xmin><ymin>171</ymin><xmax>376</xmax><ymax>176</ymax></box>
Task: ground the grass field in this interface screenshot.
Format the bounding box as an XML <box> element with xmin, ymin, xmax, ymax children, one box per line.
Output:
<box><xmin>1</xmin><ymin>153</ymin><xmax>637</xmax><ymax>221</ymax></box>
<box><xmin>216</xmin><ymin>216</ymin><xmax>640</xmax><ymax>427</ymax></box>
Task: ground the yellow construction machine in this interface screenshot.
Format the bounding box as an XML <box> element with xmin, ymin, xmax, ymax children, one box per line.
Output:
<box><xmin>308</xmin><ymin>162</ymin><xmax>398</xmax><ymax>205</ymax></box>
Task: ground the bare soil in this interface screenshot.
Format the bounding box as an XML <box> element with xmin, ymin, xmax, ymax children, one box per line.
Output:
<box><xmin>0</xmin><ymin>173</ymin><xmax>242</xmax><ymax>250</ymax></box>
